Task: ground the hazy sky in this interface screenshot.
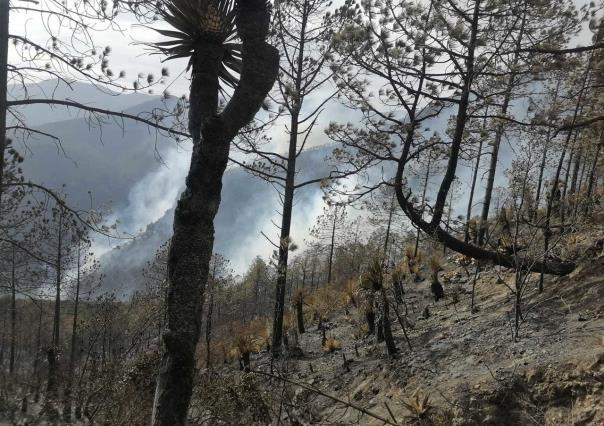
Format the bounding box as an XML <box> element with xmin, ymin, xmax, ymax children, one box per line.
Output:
<box><xmin>7</xmin><ymin>0</ymin><xmax>601</xmax><ymax>274</ymax></box>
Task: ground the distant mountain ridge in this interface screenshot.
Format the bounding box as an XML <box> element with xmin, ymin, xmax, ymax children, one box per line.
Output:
<box><xmin>9</xmin><ymin>79</ymin><xmax>528</xmax><ymax>296</ymax></box>
<box><xmin>8</xmin><ymin>80</ymin><xmax>336</xmax><ymax>294</ymax></box>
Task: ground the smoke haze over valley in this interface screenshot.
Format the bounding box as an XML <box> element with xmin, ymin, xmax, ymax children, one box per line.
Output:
<box><xmin>8</xmin><ymin>78</ymin><xmax>533</xmax><ymax>294</ymax></box>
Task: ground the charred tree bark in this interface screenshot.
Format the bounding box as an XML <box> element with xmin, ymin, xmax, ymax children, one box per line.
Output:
<box><xmin>414</xmin><ymin>152</ymin><xmax>431</xmax><ymax>257</ymax></box>
<box><xmin>296</xmin><ymin>298</ymin><xmax>305</xmax><ymax>335</ymax></box>
<box><xmin>535</xmin><ymin>80</ymin><xmax>561</xmax><ymax>211</ymax></box>
<box><xmin>464</xmin><ymin>129</ymin><xmax>484</xmax><ymax>242</ymax></box>
<box><xmin>326</xmin><ymin>206</ymin><xmax>338</xmax><ymax>285</ymax></box>
<box><xmin>63</xmin><ymin>241</ymin><xmax>81</xmax><ymax>420</ymax></box>
<box><xmin>380</xmin><ymin>289</ymin><xmax>397</xmax><ymax>356</ymax></box>
<box><xmin>0</xmin><ymin>0</ymin><xmax>9</xmax><ymax>205</ymax></box>
<box><xmin>151</xmin><ymin>2</ymin><xmax>278</xmax><ymax>424</ymax></box>
<box><xmin>48</xmin><ymin>209</ymin><xmax>63</xmax><ymax>398</ymax></box>
<box><xmin>271</xmin><ymin>7</ymin><xmax>305</xmax><ymax>353</ymax></box>
<box><xmin>9</xmin><ymin>245</ymin><xmax>15</xmax><ymax>374</ymax></box>
<box><xmin>584</xmin><ymin>131</ymin><xmax>603</xmax><ymax>215</ymax></box>
<box><xmin>205</xmin><ymin>290</ymin><xmax>213</xmax><ymax>369</ymax></box>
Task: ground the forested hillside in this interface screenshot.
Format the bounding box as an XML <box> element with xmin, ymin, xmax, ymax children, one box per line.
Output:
<box><xmin>1</xmin><ymin>0</ymin><xmax>603</xmax><ymax>425</ymax></box>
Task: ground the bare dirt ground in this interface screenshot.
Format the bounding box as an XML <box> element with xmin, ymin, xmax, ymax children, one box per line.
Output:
<box><xmin>249</xmin><ymin>250</ymin><xmax>604</xmax><ymax>425</ymax></box>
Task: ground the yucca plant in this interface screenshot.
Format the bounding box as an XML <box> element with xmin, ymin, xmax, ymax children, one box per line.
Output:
<box><xmin>401</xmin><ymin>389</ymin><xmax>432</xmax><ymax>419</ymax></box>
<box><xmin>151</xmin><ymin>0</ymin><xmax>279</xmax><ymax>424</ymax></box>
<box><xmin>152</xmin><ymin>0</ymin><xmax>242</xmax><ymax>91</ymax></box>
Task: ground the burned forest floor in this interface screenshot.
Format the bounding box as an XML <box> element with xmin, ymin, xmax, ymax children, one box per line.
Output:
<box><xmin>198</xmin><ymin>240</ymin><xmax>604</xmax><ymax>425</ymax></box>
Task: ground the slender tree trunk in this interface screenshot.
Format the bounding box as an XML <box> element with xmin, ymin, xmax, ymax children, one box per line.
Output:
<box><xmin>63</xmin><ymin>242</ymin><xmax>81</xmax><ymax>420</ymax></box>
<box><xmin>48</xmin><ymin>209</ymin><xmax>63</xmax><ymax>398</ymax></box>
<box><xmin>327</xmin><ymin>206</ymin><xmax>337</xmax><ymax>285</ymax></box>
<box><xmin>52</xmin><ymin>210</ymin><xmax>63</xmax><ymax>348</ymax></box>
<box><xmin>205</xmin><ymin>291</ymin><xmax>213</xmax><ymax>369</ymax></box>
<box><xmin>584</xmin><ymin>131</ymin><xmax>603</xmax><ymax>215</ymax></box>
<box><xmin>535</xmin><ymin>131</ymin><xmax>552</xmax><ymax>210</ymax></box>
<box><xmin>465</xmin><ymin>132</ymin><xmax>484</xmax><ymax>242</ymax></box>
<box><xmin>560</xmin><ymin>139</ymin><xmax>577</xmax><ymax>222</ymax></box>
<box><xmin>33</xmin><ymin>306</ymin><xmax>42</xmax><ymax>403</ymax></box>
<box><xmin>381</xmin><ymin>289</ymin><xmax>397</xmax><ymax>356</ymax></box>
<box><xmin>569</xmin><ymin>141</ymin><xmax>583</xmax><ymax>197</ymax></box>
<box><xmin>383</xmin><ymin>193</ymin><xmax>395</xmax><ymax>266</ymax></box>
<box><xmin>443</xmin><ymin>180</ymin><xmax>455</xmax><ymax>256</ymax></box>
<box><xmin>478</xmin><ymin>6</ymin><xmax>527</xmax><ymax>246</ymax></box>
<box><xmin>0</xmin><ymin>0</ymin><xmax>9</xmax><ymax>205</ymax></box>
<box><xmin>535</xmin><ymin>79</ymin><xmax>561</xmax><ymax>211</ymax></box>
<box><xmin>540</xmin><ymin>55</ymin><xmax>592</xmax><ymax>292</ymax></box>
<box><xmin>296</xmin><ymin>298</ymin><xmax>305</xmax><ymax>335</ymax></box>
<box><xmin>414</xmin><ymin>153</ymin><xmax>431</xmax><ymax>257</ymax></box>
<box><xmin>271</xmin><ymin>0</ymin><xmax>309</xmax><ymax>355</ymax></box>
<box><xmin>151</xmin><ymin>5</ymin><xmax>278</xmax><ymax>423</ymax></box>
<box><xmin>9</xmin><ymin>245</ymin><xmax>15</xmax><ymax>374</ymax></box>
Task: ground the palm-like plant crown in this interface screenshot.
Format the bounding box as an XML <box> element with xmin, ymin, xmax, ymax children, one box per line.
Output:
<box><xmin>152</xmin><ymin>0</ymin><xmax>242</xmax><ymax>88</ymax></box>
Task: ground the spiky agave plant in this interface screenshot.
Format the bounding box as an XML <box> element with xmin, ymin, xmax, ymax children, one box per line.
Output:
<box><xmin>152</xmin><ymin>0</ymin><xmax>242</xmax><ymax>90</ymax></box>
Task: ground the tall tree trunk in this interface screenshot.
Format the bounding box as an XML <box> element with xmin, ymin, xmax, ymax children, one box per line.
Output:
<box><xmin>33</xmin><ymin>305</ymin><xmax>42</xmax><ymax>403</ymax></box>
<box><xmin>48</xmin><ymin>209</ymin><xmax>63</xmax><ymax>398</ymax></box>
<box><xmin>414</xmin><ymin>152</ymin><xmax>431</xmax><ymax>257</ymax></box>
<box><xmin>383</xmin><ymin>192</ymin><xmax>395</xmax><ymax>267</ymax></box>
<box><xmin>63</xmin><ymin>242</ymin><xmax>81</xmax><ymax>420</ymax></box>
<box><xmin>52</xmin><ymin>210</ymin><xmax>63</xmax><ymax>348</ymax></box>
<box><xmin>296</xmin><ymin>298</ymin><xmax>305</xmax><ymax>335</ymax></box>
<box><xmin>205</xmin><ymin>290</ymin><xmax>213</xmax><ymax>369</ymax></box>
<box><xmin>584</xmin><ymin>131</ymin><xmax>603</xmax><ymax>215</ymax></box>
<box><xmin>539</xmin><ymin>57</ymin><xmax>592</xmax><ymax>291</ymax></box>
<box><xmin>327</xmin><ymin>206</ymin><xmax>337</xmax><ymax>285</ymax></box>
<box><xmin>478</xmin><ymin>6</ymin><xmax>527</xmax><ymax>246</ymax></box>
<box><xmin>271</xmin><ymin>0</ymin><xmax>310</xmax><ymax>355</ymax></box>
<box><xmin>9</xmin><ymin>245</ymin><xmax>15</xmax><ymax>374</ymax></box>
<box><xmin>535</xmin><ymin>79</ymin><xmax>561</xmax><ymax>211</ymax></box>
<box><xmin>465</xmin><ymin>129</ymin><xmax>484</xmax><ymax>242</ymax></box>
<box><xmin>443</xmin><ymin>179</ymin><xmax>455</xmax><ymax>256</ymax></box>
<box><xmin>380</xmin><ymin>289</ymin><xmax>397</xmax><ymax>356</ymax></box>
<box><xmin>151</xmin><ymin>3</ymin><xmax>278</xmax><ymax>424</ymax></box>
<box><xmin>0</xmin><ymin>0</ymin><xmax>9</xmax><ymax>205</ymax></box>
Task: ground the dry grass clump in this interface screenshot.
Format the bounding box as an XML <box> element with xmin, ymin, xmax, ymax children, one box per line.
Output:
<box><xmin>403</xmin><ymin>246</ymin><xmax>422</xmax><ymax>274</ymax></box>
<box><xmin>453</xmin><ymin>254</ymin><xmax>474</xmax><ymax>268</ymax></box>
<box><xmin>292</xmin><ymin>288</ymin><xmax>308</xmax><ymax>305</ymax></box>
<box><xmin>192</xmin><ymin>372</ymin><xmax>272</xmax><ymax>425</ymax></box>
<box><xmin>283</xmin><ymin>308</ymin><xmax>296</xmax><ymax>333</ymax></box>
<box><xmin>401</xmin><ymin>389</ymin><xmax>432</xmax><ymax>419</ymax></box>
<box><xmin>307</xmin><ymin>287</ymin><xmax>341</xmax><ymax>324</ymax></box>
<box><xmin>323</xmin><ymin>338</ymin><xmax>341</xmax><ymax>353</ymax></box>
<box><xmin>249</xmin><ymin>318</ymin><xmax>271</xmax><ymax>351</ymax></box>
<box><xmin>390</xmin><ymin>262</ymin><xmax>406</xmax><ymax>284</ymax></box>
<box><xmin>340</xmin><ymin>279</ymin><xmax>359</xmax><ymax>308</ymax></box>
<box><xmin>359</xmin><ymin>257</ymin><xmax>384</xmax><ymax>291</ymax></box>
<box><xmin>224</xmin><ymin>319</ymin><xmax>272</xmax><ymax>363</ymax></box>
<box><xmin>428</xmin><ymin>255</ymin><xmax>443</xmax><ymax>274</ymax></box>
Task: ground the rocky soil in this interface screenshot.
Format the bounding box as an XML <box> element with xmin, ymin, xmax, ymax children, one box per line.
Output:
<box><xmin>245</xmin><ymin>250</ymin><xmax>604</xmax><ymax>425</ymax></box>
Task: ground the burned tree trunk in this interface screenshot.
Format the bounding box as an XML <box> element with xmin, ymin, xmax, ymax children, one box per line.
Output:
<box><xmin>296</xmin><ymin>298</ymin><xmax>305</xmax><ymax>335</ymax></box>
<box><xmin>151</xmin><ymin>2</ymin><xmax>279</xmax><ymax>424</ymax></box>
<box><xmin>392</xmin><ymin>0</ymin><xmax>575</xmax><ymax>277</ymax></box>
<box><xmin>0</xmin><ymin>0</ymin><xmax>9</xmax><ymax>203</ymax></box>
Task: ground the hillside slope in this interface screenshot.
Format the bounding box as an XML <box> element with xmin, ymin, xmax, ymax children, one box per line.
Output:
<box><xmin>200</xmin><ymin>242</ymin><xmax>604</xmax><ymax>425</ymax></box>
